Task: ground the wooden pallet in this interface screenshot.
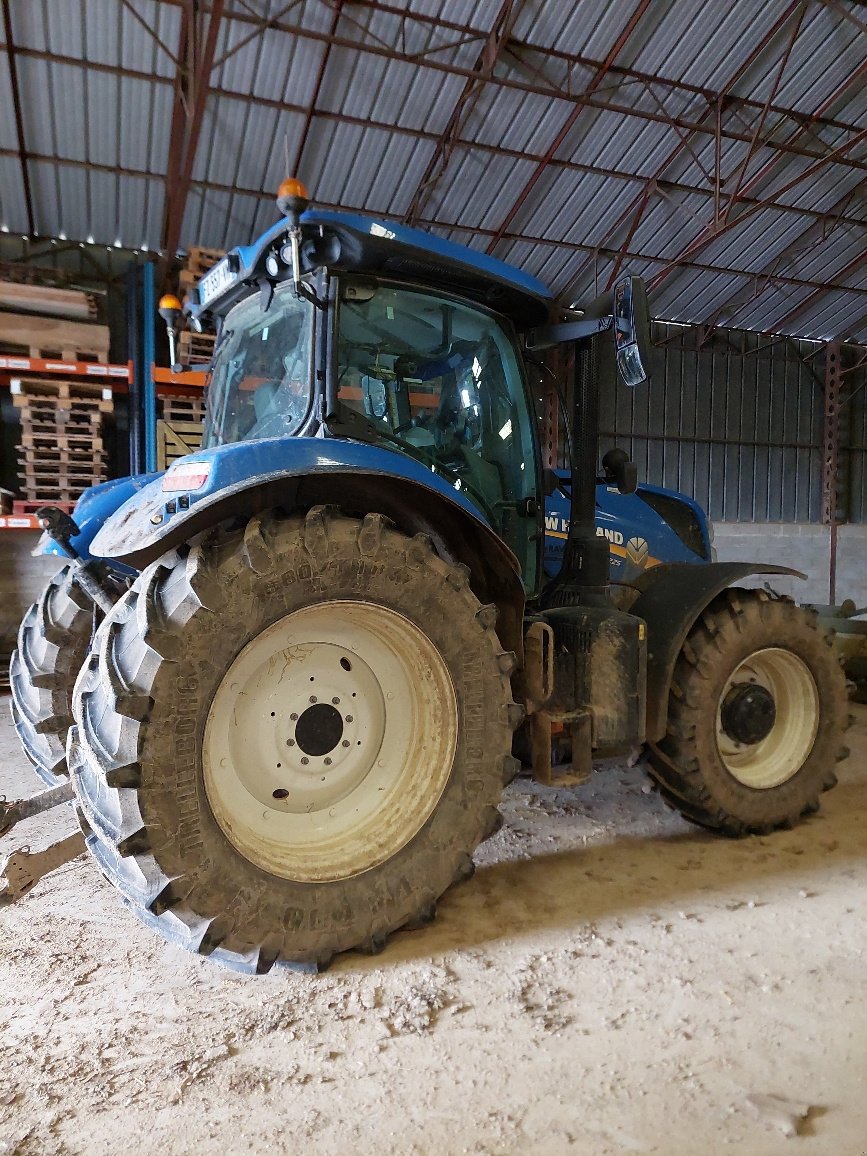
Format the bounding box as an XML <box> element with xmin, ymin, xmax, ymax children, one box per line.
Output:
<box><xmin>177</xmin><ymin>330</ymin><xmax>216</xmax><ymax>367</ymax></box>
<box><xmin>9</xmin><ymin>376</ymin><xmax>112</xmax><ymax>401</ymax></box>
<box><xmin>184</xmin><ymin>246</ymin><xmax>226</xmax><ymax>279</ymax></box>
<box><xmin>161</xmin><ymin>394</ymin><xmax>205</xmax><ymax>422</ymax></box>
<box><xmin>14</xmin><ymin>395</ymin><xmax>114</xmax><ymax>416</ymax></box>
<box><xmin>157</xmin><ymin>419</ymin><xmax>204</xmax><ymax>471</ymax></box>
<box><xmin>19</xmin><ymin>446</ymin><xmax>106</xmax><ymax>466</ymax></box>
<box><xmin>18</xmin><ymin>482</ymin><xmax>102</xmax><ymax>502</ymax></box>
<box><xmin>19</xmin><ymin>429</ymin><xmax>105</xmax><ymax>451</ymax></box>
<box><xmin>0</xmin><ymin>312</ymin><xmax>110</xmax><ymax>361</ymax></box>
<box><xmin>19</xmin><ymin>414</ymin><xmax>105</xmax><ymax>439</ymax></box>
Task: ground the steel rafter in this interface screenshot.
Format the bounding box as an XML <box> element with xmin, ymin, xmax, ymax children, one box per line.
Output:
<box><xmin>0</xmin><ymin>0</ymin><xmax>35</xmax><ymax>235</ymax></box>
<box><xmin>776</xmin><ymin>247</ymin><xmax>867</xmax><ymax>334</ymax></box>
<box><xmin>577</xmin><ymin>0</ymin><xmax>806</xmax><ymax>294</ymax></box>
<box><xmin>484</xmin><ymin>0</ymin><xmax>654</xmax><ymax>255</ymax></box>
<box><xmin>403</xmin><ymin>0</ymin><xmax>522</xmax><ymax>226</ymax></box>
<box><xmin>3</xmin><ymin>144</ymin><xmax>865</xmax><ymax>311</ymax></box>
<box><xmin>160</xmin><ymin>0</ymin><xmax>226</xmax><ymax>261</ymax></box>
<box><xmin>701</xmin><ymin>186</ymin><xmax>864</xmax><ymax>331</ymax></box>
<box><xmin>648</xmin><ymin>54</ymin><xmax>867</xmax><ymax>293</ymax></box>
<box><xmin>142</xmin><ymin>2</ymin><xmax>867</xmax><ymax>177</ymax></box>
<box><xmin>291</xmin><ymin>1</ymin><xmax>344</xmax><ymax>178</ymax></box>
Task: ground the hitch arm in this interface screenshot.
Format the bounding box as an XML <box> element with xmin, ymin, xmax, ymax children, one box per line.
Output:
<box><xmin>0</xmin><ymin>780</ymin><xmax>75</xmax><ymax>837</ymax></box>
<box><xmin>0</xmin><ymin>834</ymin><xmax>86</xmax><ymax>906</ymax></box>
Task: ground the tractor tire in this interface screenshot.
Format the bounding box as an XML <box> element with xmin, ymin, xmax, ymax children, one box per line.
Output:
<box><xmin>69</xmin><ymin>508</ymin><xmax>522</xmax><ymax>973</ymax></box>
<box><xmin>646</xmin><ymin>589</ymin><xmax>849</xmax><ymax>836</ymax></box>
<box><xmin>10</xmin><ymin>563</ymin><xmax>95</xmax><ymax>785</ymax></box>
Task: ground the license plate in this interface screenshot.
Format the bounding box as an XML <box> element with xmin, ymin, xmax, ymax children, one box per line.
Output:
<box><xmin>198</xmin><ymin>257</ymin><xmax>235</xmax><ymax>306</ymax></box>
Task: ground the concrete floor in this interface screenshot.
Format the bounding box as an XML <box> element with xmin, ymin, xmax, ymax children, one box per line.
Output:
<box><xmin>1</xmin><ymin>695</ymin><xmax>865</xmax><ymax>1156</ymax></box>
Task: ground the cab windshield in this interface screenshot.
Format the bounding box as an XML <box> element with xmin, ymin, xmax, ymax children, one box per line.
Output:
<box><xmin>203</xmin><ymin>283</ymin><xmax>313</xmax><ymax>447</ymax></box>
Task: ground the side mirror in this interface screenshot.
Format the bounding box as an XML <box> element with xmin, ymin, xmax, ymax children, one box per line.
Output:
<box><xmin>612</xmin><ymin>275</ymin><xmax>651</xmax><ymax>388</ymax></box>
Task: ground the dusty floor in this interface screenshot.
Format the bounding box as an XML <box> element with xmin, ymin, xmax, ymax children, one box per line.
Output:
<box><xmin>0</xmin><ymin>696</ymin><xmax>865</xmax><ymax>1156</ymax></box>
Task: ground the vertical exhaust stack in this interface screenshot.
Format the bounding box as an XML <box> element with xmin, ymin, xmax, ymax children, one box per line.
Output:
<box><xmin>543</xmin><ymin>336</ymin><xmax>610</xmax><ymax>609</ymax></box>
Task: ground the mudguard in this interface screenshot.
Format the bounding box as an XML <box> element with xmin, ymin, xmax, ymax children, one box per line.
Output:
<box><xmin>38</xmin><ymin>473</ymin><xmax>159</xmax><ymax>572</ymax></box>
<box><xmin>91</xmin><ymin>437</ymin><xmax>508</xmax><ymax>563</ymax></box>
<box><xmin>632</xmin><ymin>561</ymin><xmax>805</xmax><ymax>742</ymax></box>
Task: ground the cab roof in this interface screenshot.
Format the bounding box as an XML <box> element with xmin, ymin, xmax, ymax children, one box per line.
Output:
<box><xmin>204</xmin><ymin>209</ymin><xmax>555</xmax><ymax>331</ymax></box>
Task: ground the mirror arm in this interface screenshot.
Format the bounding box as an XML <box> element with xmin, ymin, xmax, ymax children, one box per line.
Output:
<box><xmin>526</xmin><ymin>315</ymin><xmax>612</xmax><ymax>351</ymax></box>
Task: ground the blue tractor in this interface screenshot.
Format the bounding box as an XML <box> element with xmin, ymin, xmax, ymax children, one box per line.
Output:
<box><xmin>7</xmin><ymin>181</ymin><xmax>847</xmax><ymax>971</ymax></box>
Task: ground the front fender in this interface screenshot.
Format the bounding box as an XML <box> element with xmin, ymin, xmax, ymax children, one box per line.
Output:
<box><xmin>633</xmin><ymin>562</ymin><xmax>805</xmax><ymax>742</ymax></box>
<box><xmin>39</xmin><ymin>473</ymin><xmax>159</xmax><ymax>568</ymax></box>
<box><xmin>91</xmin><ymin>437</ymin><xmax>502</xmax><ymax>565</ymax></box>
<box><xmin>89</xmin><ymin>437</ymin><xmax>526</xmax><ymax>655</ymax></box>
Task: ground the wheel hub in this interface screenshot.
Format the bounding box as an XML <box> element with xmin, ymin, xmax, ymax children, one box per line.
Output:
<box><xmin>294</xmin><ymin>702</ymin><xmax>344</xmax><ymax>757</ymax></box>
<box><xmin>720</xmin><ymin>683</ymin><xmax>776</xmax><ymax>745</ymax></box>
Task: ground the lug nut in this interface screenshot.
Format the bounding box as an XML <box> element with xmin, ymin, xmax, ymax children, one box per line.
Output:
<box><xmin>345</xmin><ymin>715</ymin><xmax>353</xmax><ymax>723</ymax></box>
<box><xmin>290</xmin><ymin>712</ymin><xmax>298</xmax><ymax>721</ymax></box>
<box><xmin>324</xmin><ymin>758</ymin><xmax>332</xmax><ymax>766</ymax></box>
<box><xmin>342</xmin><ymin>740</ymin><xmax>350</xmax><ymax>748</ymax></box>
<box><xmin>286</xmin><ymin>739</ymin><xmax>295</xmax><ymax>747</ymax></box>
<box><xmin>301</xmin><ymin>757</ymin><xmax>309</xmax><ymax>765</ymax></box>
<box><xmin>310</xmin><ymin>695</ymin><xmax>317</xmax><ymax>703</ymax></box>
<box><xmin>332</xmin><ymin>697</ymin><xmax>340</xmax><ymax>705</ymax></box>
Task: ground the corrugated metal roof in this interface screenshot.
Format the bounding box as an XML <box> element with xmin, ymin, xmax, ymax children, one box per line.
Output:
<box><xmin>0</xmin><ymin>0</ymin><xmax>864</xmax><ymax>341</ymax></box>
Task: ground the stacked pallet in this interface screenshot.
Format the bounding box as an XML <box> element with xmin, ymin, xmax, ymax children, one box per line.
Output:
<box><xmin>0</xmin><ymin>280</ymin><xmax>98</xmax><ymax>321</ymax></box>
<box><xmin>177</xmin><ymin>329</ymin><xmax>216</xmax><ymax>367</ymax></box>
<box><xmin>11</xmin><ymin>378</ymin><xmax>112</xmax><ymax>505</ymax></box>
<box><xmin>157</xmin><ymin>394</ymin><xmax>205</xmax><ymax>471</ymax></box>
<box><xmin>177</xmin><ymin>245</ymin><xmax>224</xmax><ymax>368</ymax></box>
<box><xmin>0</xmin><ymin>312</ymin><xmax>110</xmax><ymax>362</ymax></box>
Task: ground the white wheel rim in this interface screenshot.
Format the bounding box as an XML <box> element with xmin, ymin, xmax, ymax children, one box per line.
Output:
<box><xmin>716</xmin><ymin>647</ymin><xmax>819</xmax><ymax>789</ymax></box>
<box><xmin>203</xmin><ymin>600</ymin><xmax>457</xmax><ymax>882</ymax></box>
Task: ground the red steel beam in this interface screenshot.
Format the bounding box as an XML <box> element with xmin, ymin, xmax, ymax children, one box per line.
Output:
<box><xmin>153</xmin><ymin>0</ymin><xmax>865</xmax><ymax>143</ymax></box>
<box><xmin>485</xmin><ymin>0</ymin><xmax>654</xmax><ymax>255</ymax></box>
<box><xmin>596</xmin><ymin>0</ymin><xmax>805</xmax><ymax>291</ymax></box>
<box><xmin>648</xmin><ymin>56</ymin><xmax>867</xmax><ymax>292</ymax></box>
<box><xmin>403</xmin><ymin>0</ymin><xmax>521</xmax><ymax>226</ymax></box>
<box><xmin>0</xmin><ymin>0</ymin><xmax>35</xmax><ymax>235</ymax></box>
<box><xmin>6</xmin><ymin>35</ymin><xmax>866</xmax><ymax>179</ymax></box>
<box><xmin>291</xmin><ymin>1</ymin><xmax>344</xmax><ymax>178</ymax></box>
<box><xmin>161</xmin><ymin>0</ymin><xmax>226</xmax><ymax>262</ymax></box>
<box><xmin>776</xmin><ymin>248</ymin><xmax>867</xmax><ymax>334</ymax></box>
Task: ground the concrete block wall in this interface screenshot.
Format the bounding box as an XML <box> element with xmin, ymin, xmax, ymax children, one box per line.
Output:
<box><xmin>713</xmin><ymin>523</ymin><xmax>867</xmax><ymax>607</ymax></box>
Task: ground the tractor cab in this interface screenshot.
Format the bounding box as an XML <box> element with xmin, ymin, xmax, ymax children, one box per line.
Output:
<box><xmin>201</xmin><ymin>271</ymin><xmax>542</xmax><ymax>580</ymax></box>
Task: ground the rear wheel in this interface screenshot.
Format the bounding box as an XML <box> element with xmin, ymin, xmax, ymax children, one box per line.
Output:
<box><xmin>10</xmin><ymin>564</ymin><xmax>95</xmax><ymax>785</ymax></box>
<box><xmin>70</xmin><ymin>508</ymin><xmax>521</xmax><ymax>972</ymax></box>
<box><xmin>647</xmin><ymin>589</ymin><xmax>848</xmax><ymax>835</ymax></box>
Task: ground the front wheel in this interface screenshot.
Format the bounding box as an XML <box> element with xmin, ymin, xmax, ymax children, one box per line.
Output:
<box><xmin>646</xmin><ymin>589</ymin><xmax>849</xmax><ymax>835</ymax></box>
<box><xmin>10</xmin><ymin>564</ymin><xmax>95</xmax><ymax>784</ymax></box>
<box><xmin>70</xmin><ymin>508</ymin><xmax>521</xmax><ymax>972</ymax></box>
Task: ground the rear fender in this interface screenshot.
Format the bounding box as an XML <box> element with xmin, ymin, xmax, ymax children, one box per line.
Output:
<box><xmin>633</xmin><ymin>561</ymin><xmax>805</xmax><ymax>742</ymax></box>
<box><xmin>89</xmin><ymin>438</ymin><xmax>526</xmax><ymax>659</ymax></box>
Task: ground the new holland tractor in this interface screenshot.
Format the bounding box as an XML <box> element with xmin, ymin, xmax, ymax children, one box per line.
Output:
<box><xmin>3</xmin><ymin>180</ymin><xmax>848</xmax><ymax>973</ymax></box>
